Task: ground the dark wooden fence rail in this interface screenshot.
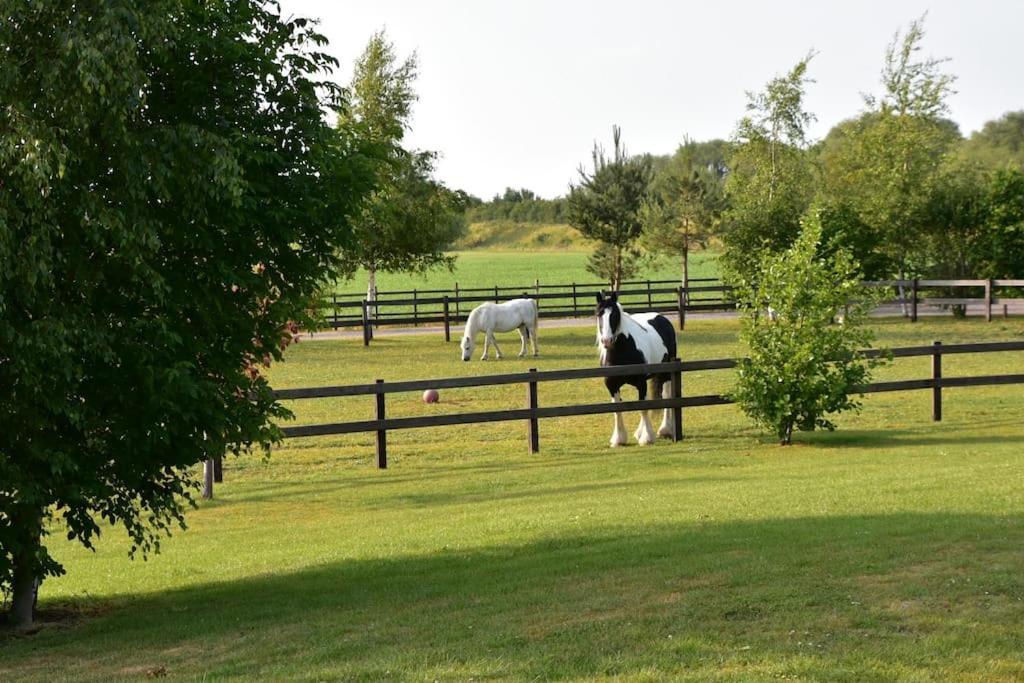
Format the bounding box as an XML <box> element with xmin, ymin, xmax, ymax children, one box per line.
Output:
<box><xmin>267</xmin><ymin>339</ymin><xmax>1024</xmax><ymax>471</ymax></box>
<box><xmin>319</xmin><ymin>277</ymin><xmax>728</xmax><ymax>337</ymax></box>
<box><xmin>316</xmin><ymin>278</ymin><xmax>1024</xmax><ymax>345</ymax></box>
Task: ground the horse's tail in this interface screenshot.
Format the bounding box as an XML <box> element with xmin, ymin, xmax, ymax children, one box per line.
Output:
<box><xmin>530</xmin><ymin>298</ymin><xmax>539</xmax><ymax>331</ymax></box>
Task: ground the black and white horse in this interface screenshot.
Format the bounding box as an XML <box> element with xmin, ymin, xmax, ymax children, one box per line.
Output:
<box><xmin>595</xmin><ymin>291</ymin><xmax>677</xmax><ymax>447</ymax></box>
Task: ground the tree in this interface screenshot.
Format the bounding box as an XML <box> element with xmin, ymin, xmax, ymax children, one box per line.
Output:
<box><xmin>731</xmin><ymin>214</ymin><xmax>886</xmax><ymax>445</ymax></box>
<box><xmin>640</xmin><ymin>139</ymin><xmax>726</xmax><ymax>287</ymax></box>
<box><xmin>568</xmin><ymin>126</ymin><xmax>652</xmax><ymax>289</ymax></box>
<box><xmin>0</xmin><ymin>2</ymin><xmax>376</xmax><ymax>628</ymax></box>
<box><xmin>338</xmin><ymin>31</ymin><xmax>466</xmax><ymax>304</ymax></box>
<box><xmin>722</xmin><ymin>53</ymin><xmax>817</xmax><ymax>281</ymax></box>
<box><xmin>820</xmin><ymin>16</ymin><xmax>958</xmax><ymax>309</ymax></box>
<box><xmin>586</xmin><ymin>243</ymin><xmax>648</xmax><ymax>286</ymax></box>
<box><xmin>959</xmin><ymin>111</ymin><xmax>1024</xmax><ymax>169</ymax></box>
<box><xmin>975</xmin><ymin>168</ymin><xmax>1024</xmax><ymax>278</ymax></box>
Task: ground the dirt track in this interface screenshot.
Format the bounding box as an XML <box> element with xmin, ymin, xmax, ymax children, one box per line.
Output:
<box><xmin>299</xmin><ymin>302</ymin><xmax>1023</xmax><ymax>342</ymax></box>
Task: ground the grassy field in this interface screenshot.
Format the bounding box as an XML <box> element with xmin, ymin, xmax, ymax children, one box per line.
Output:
<box><xmin>336</xmin><ymin>250</ymin><xmax>721</xmax><ymax>297</ymax></box>
<box><xmin>3</xmin><ymin>317</ymin><xmax>1024</xmax><ymax>681</ymax></box>
<box><xmin>335</xmin><ymin>219</ymin><xmax>722</xmax><ymax>295</ymax></box>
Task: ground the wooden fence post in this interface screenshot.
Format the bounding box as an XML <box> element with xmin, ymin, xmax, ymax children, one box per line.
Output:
<box><xmin>677</xmin><ymin>286</ymin><xmax>685</xmax><ymax>331</ymax></box>
<box><xmin>213</xmin><ymin>456</ymin><xmax>223</xmax><ymax>483</ymax></box>
<box><xmin>986</xmin><ymin>279</ymin><xmax>993</xmax><ymax>322</ymax></box>
<box><xmin>932</xmin><ymin>341</ymin><xmax>942</xmax><ymax>422</ymax></box>
<box><xmin>911</xmin><ymin>279</ymin><xmax>918</xmax><ymax>323</ymax></box>
<box><xmin>526</xmin><ymin>368</ymin><xmax>539</xmax><ymax>454</ymax></box>
<box><xmin>572</xmin><ymin>282</ymin><xmax>578</xmax><ymax>317</ymax></box>
<box><xmin>671</xmin><ymin>358</ymin><xmax>683</xmax><ymax>441</ymax></box>
<box><xmin>535</xmin><ymin>278</ymin><xmax>540</xmax><ymax>296</ymax></box>
<box><xmin>647</xmin><ymin>280</ymin><xmax>652</xmax><ymax>308</ymax></box>
<box><xmin>375</xmin><ymin>379</ymin><xmax>387</xmax><ymax>469</ymax></box>
<box><xmin>454</xmin><ymin>282</ymin><xmax>460</xmax><ymax>318</ymax></box>
<box><xmin>202</xmin><ymin>458</ymin><xmax>214</xmax><ymax>499</ymax></box>
<box><xmin>332</xmin><ymin>293</ymin><xmax>338</xmax><ymax>328</ymax></box>
<box><xmin>443</xmin><ymin>295</ymin><xmax>451</xmax><ymax>342</ymax></box>
<box><xmin>413</xmin><ymin>288</ymin><xmax>419</xmax><ymax>327</ymax></box>
<box><xmin>361</xmin><ymin>300</ymin><xmax>371</xmax><ymax>347</ymax></box>
<box><xmin>494</xmin><ymin>285</ymin><xmax>499</xmax><ymax>302</ymax></box>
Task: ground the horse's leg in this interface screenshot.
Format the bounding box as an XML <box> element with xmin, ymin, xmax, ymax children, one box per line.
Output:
<box><xmin>480</xmin><ymin>330</ymin><xmax>490</xmax><ymax>360</ymax></box>
<box><xmin>635</xmin><ymin>380</ymin><xmax>655</xmax><ymax>445</ymax></box>
<box><xmin>517</xmin><ymin>325</ymin><xmax>527</xmax><ymax>358</ymax></box>
<box><xmin>489</xmin><ymin>332</ymin><xmax>503</xmax><ymax>359</ymax></box>
<box><xmin>656</xmin><ymin>375</ymin><xmax>673</xmax><ymax>438</ymax></box>
<box><xmin>531</xmin><ymin>320</ymin><xmax>539</xmax><ymax>357</ymax></box>
<box><xmin>610</xmin><ymin>392</ymin><xmax>627</xmax><ymax>447</ymax></box>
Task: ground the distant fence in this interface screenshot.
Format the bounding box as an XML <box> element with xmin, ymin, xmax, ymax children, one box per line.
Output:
<box><xmin>314</xmin><ymin>278</ymin><xmax>1024</xmax><ymax>345</ymax></box>
<box><xmin>265</xmin><ymin>339</ymin><xmax>1024</xmax><ymax>471</ymax></box>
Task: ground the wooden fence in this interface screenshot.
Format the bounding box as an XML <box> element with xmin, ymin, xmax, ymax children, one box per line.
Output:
<box><xmin>317</xmin><ymin>278</ymin><xmax>729</xmax><ymax>342</ymax></box>
<box><xmin>316</xmin><ymin>278</ymin><xmax>1024</xmax><ymax>345</ymax></box>
<box><xmin>267</xmin><ymin>339</ymin><xmax>1024</xmax><ymax>471</ymax></box>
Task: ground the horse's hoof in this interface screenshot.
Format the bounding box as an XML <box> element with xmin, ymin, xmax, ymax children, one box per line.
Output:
<box><xmin>657</xmin><ymin>427</ymin><xmax>673</xmax><ymax>438</ymax></box>
<box><xmin>638</xmin><ymin>435</ymin><xmax>656</xmax><ymax>446</ymax></box>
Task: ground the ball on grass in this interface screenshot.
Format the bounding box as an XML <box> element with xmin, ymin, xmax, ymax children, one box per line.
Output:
<box><xmin>422</xmin><ymin>389</ymin><xmax>439</xmax><ymax>404</ymax></box>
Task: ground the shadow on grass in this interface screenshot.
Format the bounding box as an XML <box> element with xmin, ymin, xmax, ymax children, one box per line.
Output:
<box><xmin>5</xmin><ymin>513</ymin><xmax>1024</xmax><ymax>681</ymax></box>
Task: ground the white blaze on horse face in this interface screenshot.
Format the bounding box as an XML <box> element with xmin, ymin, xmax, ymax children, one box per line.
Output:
<box><xmin>599</xmin><ymin>308</ymin><xmax>615</xmax><ymax>348</ymax></box>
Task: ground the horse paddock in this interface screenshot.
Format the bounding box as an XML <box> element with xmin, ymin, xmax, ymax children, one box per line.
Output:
<box><xmin>3</xmin><ymin>316</ymin><xmax>1024</xmax><ymax>681</ymax></box>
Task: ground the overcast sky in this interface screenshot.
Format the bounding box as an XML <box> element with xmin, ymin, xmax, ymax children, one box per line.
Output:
<box><xmin>280</xmin><ymin>0</ymin><xmax>1023</xmax><ymax>199</ymax></box>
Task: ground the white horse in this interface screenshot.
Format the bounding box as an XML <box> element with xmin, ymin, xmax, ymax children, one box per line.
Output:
<box><xmin>460</xmin><ymin>298</ymin><xmax>539</xmax><ymax>361</ymax></box>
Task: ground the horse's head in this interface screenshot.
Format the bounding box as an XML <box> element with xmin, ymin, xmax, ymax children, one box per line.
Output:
<box><xmin>460</xmin><ymin>333</ymin><xmax>473</xmax><ymax>361</ymax></box>
<box><xmin>595</xmin><ymin>291</ymin><xmax>622</xmax><ymax>349</ymax></box>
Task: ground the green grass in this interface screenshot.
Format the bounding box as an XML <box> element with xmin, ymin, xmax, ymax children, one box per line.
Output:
<box><xmin>4</xmin><ymin>317</ymin><xmax>1024</xmax><ymax>681</ymax></box>
<box><xmin>337</xmin><ymin>249</ymin><xmax>721</xmax><ymax>295</ymax></box>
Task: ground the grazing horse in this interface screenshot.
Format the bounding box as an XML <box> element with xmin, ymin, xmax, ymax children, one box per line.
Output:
<box><xmin>460</xmin><ymin>298</ymin><xmax>539</xmax><ymax>361</ymax></box>
<box><xmin>595</xmin><ymin>291</ymin><xmax>677</xmax><ymax>447</ymax></box>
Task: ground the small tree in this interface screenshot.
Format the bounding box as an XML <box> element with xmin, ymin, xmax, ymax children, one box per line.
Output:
<box><xmin>586</xmin><ymin>243</ymin><xmax>647</xmax><ymax>286</ymax></box>
<box><xmin>640</xmin><ymin>139</ymin><xmax>726</xmax><ymax>287</ymax></box>
<box><xmin>822</xmin><ymin>16</ymin><xmax>958</xmax><ymax>310</ymax></box>
<box><xmin>731</xmin><ymin>214</ymin><xmax>886</xmax><ymax>445</ymax></box>
<box><xmin>338</xmin><ymin>31</ymin><xmax>466</xmax><ymax>303</ymax></box>
<box><xmin>568</xmin><ymin>126</ymin><xmax>652</xmax><ymax>289</ymax></box>
<box><xmin>722</xmin><ymin>53</ymin><xmax>818</xmax><ymax>282</ymax></box>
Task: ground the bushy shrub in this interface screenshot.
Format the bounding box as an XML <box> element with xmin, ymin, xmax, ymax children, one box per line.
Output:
<box><xmin>731</xmin><ymin>213</ymin><xmax>887</xmax><ymax>444</ymax></box>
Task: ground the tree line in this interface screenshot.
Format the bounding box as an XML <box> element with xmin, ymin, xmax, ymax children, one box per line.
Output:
<box><xmin>532</xmin><ymin>17</ymin><xmax>1024</xmax><ymax>291</ymax></box>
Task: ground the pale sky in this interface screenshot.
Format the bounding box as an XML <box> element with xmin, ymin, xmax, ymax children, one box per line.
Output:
<box><xmin>280</xmin><ymin>0</ymin><xmax>1023</xmax><ymax>199</ymax></box>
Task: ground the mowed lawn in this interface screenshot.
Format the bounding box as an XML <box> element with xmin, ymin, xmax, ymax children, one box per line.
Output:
<box><xmin>3</xmin><ymin>317</ymin><xmax>1024</xmax><ymax>681</ymax></box>
<box><xmin>334</xmin><ymin>249</ymin><xmax>721</xmax><ymax>295</ymax></box>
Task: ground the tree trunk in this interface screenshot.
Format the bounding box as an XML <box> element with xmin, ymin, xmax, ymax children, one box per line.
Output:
<box><xmin>366</xmin><ymin>266</ymin><xmax>378</xmax><ymax>325</ymax></box>
<box><xmin>613</xmin><ymin>246</ymin><xmax>622</xmax><ymax>291</ymax></box>
<box><xmin>202</xmin><ymin>458</ymin><xmax>214</xmax><ymax>500</ymax></box>
<box><xmin>780</xmin><ymin>423</ymin><xmax>794</xmax><ymax>446</ymax></box>
<box><xmin>897</xmin><ymin>262</ymin><xmax>909</xmax><ymax>317</ymax></box>
<box><xmin>682</xmin><ymin>248</ymin><xmax>689</xmax><ymax>291</ymax></box>
<box><xmin>8</xmin><ymin>511</ymin><xmax>43</xmax><ymax>629</ymax></box>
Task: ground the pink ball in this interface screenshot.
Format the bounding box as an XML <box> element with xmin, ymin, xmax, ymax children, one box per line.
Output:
<box><xmin>422</xmin><ymin>389</ymin><xmax>439</xmax><ymax>404</ymax></box>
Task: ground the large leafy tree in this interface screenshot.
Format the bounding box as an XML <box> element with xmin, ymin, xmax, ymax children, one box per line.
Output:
<box><xmin>722</xmin><ymin>54</ymin><xmax>817</xmax><ymax>281</ymax></box>
<box><xmin>567</xmin><ymin>126</ymin><xmax>652</xmax><ymax>289</ymax></box>
<box><xmin>338</xmin><ymin>31</ymin><xmax>466</xmax><ymax>304</ymax></box>
<box><xmin>0</xmin><ymin>1</ymin><xmax>375</xmax><ymax>628</ymax></box>
<box><xmin>640</xmin><ymin>138</ymin><xmax>726</xmax><ymax>287</ymax></box>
